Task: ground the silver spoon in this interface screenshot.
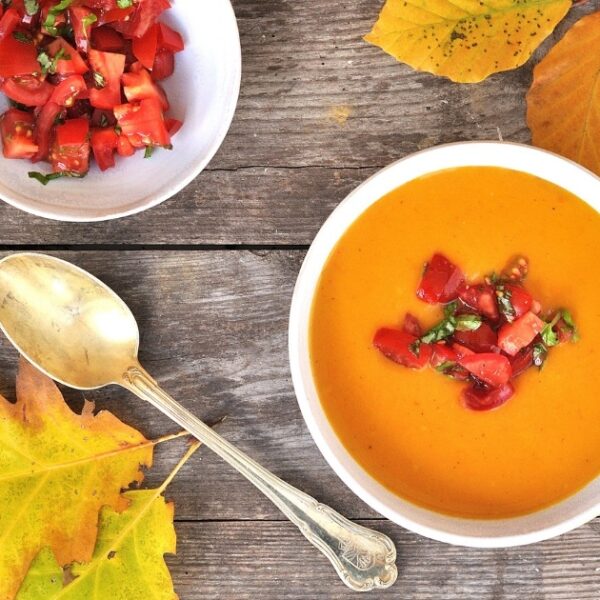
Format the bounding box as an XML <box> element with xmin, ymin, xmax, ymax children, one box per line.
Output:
<box><xmin>0</xmin><ymin>252</ymin><xmax>397</xmax><ymax>592</ymax></box>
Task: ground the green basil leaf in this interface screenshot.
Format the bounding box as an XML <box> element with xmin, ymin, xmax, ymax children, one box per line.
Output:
<box><xmin>443</xmin><ymin>300</ymin><xmax>458</xmax><ymax>318</ymax></box>
<box><xmin>144</xmin><ymin>145</ymin><xmax>155</xmax><ymax>159</ymax></box>
<box><xmin>408</xmin><ymin>339</ymin><xmax>421</xmax><ymax>358</ymax></box>
<box><xmin>541</xmin><ymin>313</ymin><xmax>561</xmax><ymax>347</ymax></box>
<box><xmin>82</xmin><ymin>12</ymin><xmax>97</xmax><ymax>28</ymax></box>
<box><xmin>454</xmin><ymin>314</ymin><xmax>482</xmax><ymax>332</ymax></box>
<box><xmin>496</xmin><ymin>285</ymin><xmax>516</xmax><ymax>322</ymax></box>
<box><xmin>561</xmin><ymin>309</ymin><xmax>580</xmax><ymax>342</ymax></box>
<box><xmin>93</xmin><ymin>71</ymin><xmax>106</xmax><ymax>88</ymax></box>
<box><xmin>420</xmin><ymin>318</ymin><xmax>455</xmax><ymax>344</ymax></box>
<box><xmin>24</xmin><ymin>0</ymin><xmax>39</xmax><ymax>15</ymax></box>
<box><xmin>13</xmin><ymin>31</ymin><xmax>33</xmax><ymax>44</ymax></box>
<box><xmin>28</xmin><ymin>171</ymin><xmax>85</xmax><ymax>185</ymax></box>
<box><xmin>532</xmin><ymin>343</ymin><xmax>548</xmax><ymax>369</ymax></box>
<box><xmin>116</xmin><ymin>0</ymin><xmax>134</xmax><ymax>7</ymax></box>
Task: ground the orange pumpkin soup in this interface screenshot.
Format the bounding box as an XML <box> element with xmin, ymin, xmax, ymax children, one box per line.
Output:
<box><xmin>310</xmin><ymin>166</ymin><xmax>600</xmax><ymax>519</ymax></box>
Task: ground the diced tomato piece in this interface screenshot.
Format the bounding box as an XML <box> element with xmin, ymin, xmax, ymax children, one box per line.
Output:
<box><xmin>510</xmin><ymin>346</ymin><xmax>534</xmax><ymax>378</ymax></box>
<box><xmin>32</xmin><ymin>101</ymin><xmax>62</xmax><ymax>162</ymax></box>
<box><xmin>458</xmin><ymin>353</ymin><xmax>512</xmax><ymax>387</ymax></box>
<box><xmin>116</xmin><ymin>133</ymin><xmax>135</xmax><ymax>156</ymax></box>
<box><xmin>51</xmin><ymin>117</ymin><xmax>90</xmax><ymax>174</ymax></box>
<box><xmin>47</xmin><ymin>39</ymin><xmax>89</xmax><ymax>75</ymax></box>
<box><xmin>402</xmin><ymin>313</ymin><xmax>422</xmax><ymax>337</ymax></box>
<box><xmin>83</xmin><ymin>0</ymin><xmax>119</xmax><ymax>9</ymax></box>
<box><xmin>416</xmin><ymin>253</ymin><xmax>464</xmax><ymax>304</ymax></box>
<box><xmin>462</xmin><ymin>382</ymin><xmax>515</xmax><ymax>411</ymax></box>
<box><xmin>497</xmin><ymin>311</ymin><xmax>545</xmax><ymax>356</ymax></box>
<box><xmin>114</xmin><ymin>98</ymin><xmax>170</xmax><ymax>147</ymax></box>
<box><xmin>1</xmin><ymin>76</ymin><xmax>53</xmax><ymax>106</ymax></box>
<box><xmin>0</xmin><ymin>8</ymin><xmax>21</xmax><ymax>43</ymax></box>
<box><xmin>0</xmin><ymin>108</ymin><xmax>38</xmax><ymax>159</ymax></box>
<box><xmin>151</xmin><ymin>49</ymin><xmax>174</xmax><ymax>80</ymax></box>
<box><xmin>164</xmin><ymin>117</ymin><xmax>182</xmax><ymax>136</ymax></box>
<box><xmin>157</xmin><ymin>22</ymin><xmax>184</xmax><ymax>52</ymax></box>
<box><xmin>92</xmin><ymin>26</ymin><xmax>126</xmax><ymax>52</ymax></box>
<box><xmin>40</xmin><ymin>5</ymin><xmax>67</xmax><ymax>36</ymax></box>
<box><xmin>91</xmin><ymin>108</ymin><xmax>116</xmax><ymax>127</ymax></box>
<box><xmin>452</xmin><ymin>343</ymin><xmax>474</xmax><ymax>359</ymax></box>
<box><xmin>116</xmin><ymin>0</ymin><xmax>170</xmax><ymax>39</ymax></box>
<box><xmin>504</xmin><ymin>283</ymin><xmax>533</xmax><ymax>319</ymax></box>
<box><xmin>70</xmin><ymin>6</ymin><xmax>96</xmax><ymax>54</ymax></box>
<box><xmin>452</xmin><ymin>322</ymin><xmax>498</xmax><ymax>353</ymax></box>
<box><xmin>0</xmin><ymin>33</ymin><xmax>40</xmax><ymax>77</ymax></box>
<box><xmin>430</xmin><ymin>343</ymin><xmax>458</xmax><ymax>368</ymax></box>
<box><xmin>49</xmin><ymin>74</ymin><xmax>88</xmax><ymax>107</ymax></box>
<box><xmin>122</xmin><ymin>67</ymin><xmax>168</xmax><ymax>110</ymax></box>
<box><xmin>88</xmin><ymin>49</ymin><xmax>126</xmax><ymax>109</ymax></box>
<box><xmin>458</xmin><ymin>283</ymin><xmax>499</xmax><ymax>320</ymax></box>
<box><xmin>91</xmin><ymin>127</ymin><xmax>118</xmax><ymax>171</ymax></box>
<box><xmin>555</xmin><ymin>318</ymin><xmax>574</xmax><ymax>343</ymax></box>
<box><xmin>100</xmin><ymin>5</ymin><xmax>136</xmax><ymax>25</ymax></box>
<box><xmin>373</xmin><ymin>328</ymin><xmax>432</xmax><ymax>369</ymax></box>
<box><xmin>132</xmin><ymin>23</ymin><xmax>158</xmax><ymax>69</ymax></box>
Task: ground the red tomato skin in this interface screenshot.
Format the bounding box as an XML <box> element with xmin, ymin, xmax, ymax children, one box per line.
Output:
<box><xmin>402</xmin><ymin>313</ymin><xmax>422</xmax><ymax>337</ymax></box>
<box><xmin>157</xmin><ymin>22</ymin><xmax>184</xmax><ymax>52</ymax></box>
<box><xmin>504</xmin><ymin>283</ymin><xmax>533</xmax><ymax>318</ymax></box>
<box><xmin>117</xmin><ymin>0</ymin><xmax>170</xmax><ymax>39</ymax></box>
<box><xmin>430</xmin><ymin>343</ymin><xmax>458</xmax><ymax>367</ymax></box>
<box><xmin>0</xmin><ymin>8</ymin><xmax>21</xmax><ymax>43</ymax></box>
<box><xmin>49</xmin><ymin>75</ymin><xmax>87</xmax><ymax>107</ymax></box>
<box><xmin>0</xmin><ymin>108</ymin><xmax>38</xmax><ymax>158</ymax></box>
<box><xmin>510</xmin><ymin>346</ymin><xmax>534</xmax><ymax>378</ymax></box>
<box><xmin>458</xmin><ymin>283</ymin><xmax>499</xmax><ymax>320</ymax></box>
<box><xmin>458</xmin><ymin>353</ymin><xmax>513</xmax><ymax>387</ymax></box>
<box><xmin>32</xmin><ymin>101</ymin><xmax>63</xmax><ymax>162</ymax></box>
<box><xmin>114</xmin><ymin>97</ymin><xmax>170</xmax><ymax>147</ymax></box>
<box><xmin>1</xmin><ymin>76</ymin><xmax>53</xmax><ymax>106</ymax></box>
<box><xmin>497</xmin><ymin>311</ymin><xmax>545</xmax><ymax>356</ymax></box>
<box><xmin>416</xmin><ymin>253</ymin><xmax>465</xmax><ymax>304</ymax></box>
<box><xmin>132</xmin><ymin>23</ymin><xmax>158</xmax><ymax>69</ymax></box>
<box><xmin>373</xmin><ymin>328</ymin><xmax>432</xmax><ymax>369</ymax></box>
<box><xmin>92</xmin><ymin>26</ymin><xmax>126</xmax><ymax>52</ymax></box>
<box><xmin>452</xmin><ymin>343</ymin><xmax>474</xmax><ymax>359</ymax></box>
<box><xmin>55</xmin><ymin>118</ymin><xmax>89</xmax><ymax>147</ymax></box>
<box><xmin>47</xmin><ymin>39</ymin><xmax>89</xmax><ymax>75</ymax></box>
<box><xmin>164</xmin><ymin>117</ymin><xmax>182</xmax><ymax>136</ymax></box>
<box><xmin>151</xmin><ymin>49</ymin><xmax>174</xmax><ymax>80</ymax></box>
<box><xmin>116</xmin><ymin>133</ymin><xmax>135</xmax><ymax>156</ymax></box>
<box><xmin>88</xmin><ymin>49</ymin><xmax>126</xmax><ymax>109</ymax></box>
<box><xmin>0</xmin><ymin>33</ymin><xmax>40</xmax><ymax>77</ymax></box>
<box><xmin>461</xmin><ymin>382</ymin><xmax>515</xmax><ymax>411</ymax></box>
<box><xmin>122</xmin><ymin>67</ymin><xmax>168</xmax><ymax>110</ymax></box>
<box><xmin>452</xmin><ymin>322</ymin><xmax>498</xmax><ymax>353</ymax></box>
<box><xmin>91</xmin><ymin>127</ymin><xmax>119</xmax><ymax>171</ymax></box>
<box><xmin>69</xmin><ymin>6</ymin><xmax>95</xmax><ymax>54</ymax></box>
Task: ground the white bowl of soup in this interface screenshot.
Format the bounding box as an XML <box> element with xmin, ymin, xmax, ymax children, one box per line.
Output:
<box><xmin>289</xmin><ymin>141</ymin><xmax>600</xmax><ymax>547</ymax></box>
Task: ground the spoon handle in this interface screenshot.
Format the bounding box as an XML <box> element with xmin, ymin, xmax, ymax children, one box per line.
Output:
<box><xmin>122</xmin><ymin>364</ymin><xmax>397</xmax><ymax>592</ymax></box>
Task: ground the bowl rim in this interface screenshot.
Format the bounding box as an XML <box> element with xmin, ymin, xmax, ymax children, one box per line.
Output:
<box><xmin>0</xmin><ymin>0</ymin><xmax>241</xmax><ymax>223</ymax></box>
<box><xmin>288</xmin><ymin>141</ymin><xmax>600</xmax><ymax>548</ymax></box>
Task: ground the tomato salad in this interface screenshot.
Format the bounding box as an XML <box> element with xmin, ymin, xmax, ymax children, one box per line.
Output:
<box><xmin>0</xmin><ymin>0</ymin><xmax>184</xmax><ymax>184</ymax></box>
<box><xmin>374</xmin><ymin>254</ymin><xmax>579</xmax><ymax>411</ymax></box>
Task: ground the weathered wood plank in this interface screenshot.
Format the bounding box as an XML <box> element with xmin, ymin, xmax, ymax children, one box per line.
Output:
<box><xmin>169</xmin><ymin>519</ymin><xmax>600</xmax><ymax>599</ymax></box>
<box><xmin>0</xmin><ymin>1</ymin><xmax>596</xmax><ymax>245</ymax></box>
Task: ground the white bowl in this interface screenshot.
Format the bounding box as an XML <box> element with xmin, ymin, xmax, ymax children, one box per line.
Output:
<box><xmin>289</xmin><ymin>141</ymin><xmax>600</xmax><ymax>548</ymax></box>
<box><xmin>0</xmin><ymin>0</ymin><xmax>241</xmax><ymax>221</ymax></box>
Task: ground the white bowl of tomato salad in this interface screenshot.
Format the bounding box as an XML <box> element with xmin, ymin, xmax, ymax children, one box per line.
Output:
<box><xmin>0</xmin><ymin>0</ymin><xmax>240</xmax><ymax>221</ymax></box>
<box><xmin>289</xmin><ymin>141</ymin><xmax>600</xmax><ymax>547</ymax></box>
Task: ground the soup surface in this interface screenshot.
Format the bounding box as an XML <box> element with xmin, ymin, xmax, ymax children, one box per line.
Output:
<box><xmin>310</xmin><ymin>166</ymin><xmax>600</xmax><ymax>519</ymax></box>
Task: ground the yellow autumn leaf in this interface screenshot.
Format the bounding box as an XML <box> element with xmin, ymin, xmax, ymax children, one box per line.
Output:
<box><xmin>527</xmin><ymin>11</ymin><xmax>600</xmax><ymax>175</ymax></box>
<box><xmin>0</xmin><ymin>360</ymin><xmax>173</xmax><ymax>600</ymax></box>
<box><xmin>16</xmin><ymin>444</ymin><xmax>200</xmax><ymax>600</ymax></box>
<box><xmin>364</xmin><ymin>0</ymin><xmax>572</xmax><ymax>83</ymax></box>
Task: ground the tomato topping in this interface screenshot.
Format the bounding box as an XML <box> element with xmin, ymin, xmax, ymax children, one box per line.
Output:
<box><xmin>116</xmin><ymin>133</ymin><xmax>135</xmax><ymax>157</ymax></box>
<box><xmin>416</xmin><ymin>253</ymin><xmax>464</xmax><ymax>304</ymax></box>
<box><xmin>70</xmin><ymin>6</ymin><xmax>96</xmax><ymax>54</ymax></box>
<box><xmin>50</xmin><ymin>118</ymin><xmax>90</xmax><ymax>175</ymax></box>
<box><xmin>100</xmin><ymin>5</ymin><xmax>136</xmax><ymax>25</ymax></box>
<box><xmin>151</xmin><ymin>49</ymin><xmax>174</xmax><ymax>80</ymax></box>
<box><xmin>132</xmin><ymin>23</ymin><xmax>159</xmax><ymax>69</ymax></box>
<box><xmin>122</xmin><ymin>67</ymin><xmax>169</xmax><ymax>110</ymax></box>
<box><xmin>402</xmin><ymin>313</ymin><xmax>422</xmax><ymax>337</ymax></box>
<box><xmin>1</xmin><ymin>76</ymin><xmax>53</xmax><ymax>107</ymax></box>
<box><xmin>0</xmin><ymin>109</ymin><xmax>38</xmax><ymax>159</ymax></box>
<box><xmin>158</xmin><ymin>22</ymin><xmax>184</xmax><ymax>52</ymax></box>
<box><xmin>458</xmin><ymin>283</ymin><xmax>498</xmax><ymax>320</ymax></box>
<box><xmin>114</xmin><ymin>97</ymin><xmax>170</xmax><ymax>147</ymax></box>
<box><xmin>88</xmin><ymin>49</ymin><xmax>126</xmax><ymax>109</ymax></box>
<box><xmin>0</xmin><ymin>33</ymin><xmax>40</xmax><ymax>77</ymax></box>
<box><xmin>92</xmin><ymin>26</ymin><xmax>126</xmax><ymax>52</ymax></box>
<box><xmin>510</xmin><ymin>346</ymin><xmax>534</xmax><ymax>378</ymax></box>
<box><xmin>497</xmin><ymin>311</ymin><xmax>545</xmax><ymax>356</ymax></box>
<box><xmin>430</xmin><ymin>343</ymin><xmax>457</xmax><ymax>367</ymax></box>
<box><xmin>462</xmin><ymin>382</ymin><xmax>515</xmax><ymax>411</ymax></box>
<box><xmin>117</xmin><ymin>0</ymin><xmax>170</xmax><ymax>39</ymax></box>
<box><xmin>503</xmin><ymin>283</ymin><xmax>533</xmax><ymax>318</ymax></box>
<box><xmin>373</xmin><ymin>328</ymin><xmax>432</xmax><ymax>369</ymax></box>
<box><xmin>452</xmin><ymin>343</ymin><xmax>474</xmax><ymax>359</ymax></box>
<box><xmin>0</xmin><ymin>8</ymin><xmax>21</xmax><ymax>43</ymax></box>
<box><xmin>458</xmin><ymin>353</ymin><xmax>512</xmax><ymax>388</ymax></box>
<box><xmin>453</xmin><ymin>322</ymin><xmax>498</xmax><ymax>353</ymax></box>
<box><xmin>91</xmin><ymin>127</ymin><xmax>119</xmax><ymax>171</ymax></box>
<box><xmin>47</xmin><ymin>38</ymin><xmax>89</xmax><ymax>76</ymax></box>
<box><xmin>164</xmin><ymin>117</ymin><xmax>182</xmax><ymax>136</ymax></box>
<box><xmin>49</xmin><ymin>75</ymin><xmax>88</xmax><ymax>107</ymax></box>
<box><xmin>32</xmin><ymin>102</ymin><xmax>63</xmax><ymax>162</ymax></box>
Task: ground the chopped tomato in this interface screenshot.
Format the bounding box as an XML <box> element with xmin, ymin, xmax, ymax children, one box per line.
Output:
<box><xmin>132</xmin><ymin>23</ymin><xmax>158</xmax><ymax>69</ymax></box>
<box><xmin>462</xmin><ymin>382</ymin><xmax>515</xmax><ymax>411</ymax></box>
<box><xmin>416</xmin><ymin>253</ymin><xmax>464</xmax><ymax>304</ymax></box>
<box><xmin>158</xmin><ymin>22</ymin><xmax>184</xmax><ymax>52</ymax></box>
<box><xmin>453</xmin><ymin>322</ymin><xmax>497</xmax><ymax>353</ymax></box>
<box><xmin>151</xmin><ymin>49</ymin><xmax>174</xmax><ymax>80</ymax></box>
<box><xmin>88</xmin><ymin>49</ymin><xmax>126</xmax><ymax>109</ymax></box>
<box><xmin>402</xmin><ymin>313</ymin><xmax>422</xmax><ymax>337</ymax></box>
<box><xmin>114</xmin><ymin>97</ymin><xmax>170</xmax><ymax>147</ymax></box>
<box><xmin>70</xmin><ymin>6</ymin><xmax>96</xmax><ymax>53</ymax></box>
<box><xmin>51</xmin><ymin>118</ymin><xmax>90</xmax><ymax>174</ymax></box>
<box><xmin>510</xmin><ymin>346</ymin><xmax>534</xmax><ymax>378</ymax></box>
<box><xmin>40</xmin><ymin>5</ymin><xmax>67</xmax><ymax>36</ymax></box>
<box><xmin>49</xmin><ymin>75</ymin><xmax>88</xmax><ymax>107</ymax></box>
<box><xmin>452</xmin><ymin>343</ymin><xmax>475</xmax><ymax>359</ymax></box>
<box><xmin>458</xmin><ymin>353</ymin><xmax>512</xmax><ymax>388</ymax></box>
<box><xmin>458</xmin><ymin>283</ymin><xmax>498</xmax><ymax>320</ymax></box>
<box><xmin>430</xmin><ymin>343</ymin><xmax>458</xmax><ymax>367</ymax></box>
<box><xmin>1</xmin><ymin>76</ymin><xmax>53</xmax><ymax>106</ymax></box>
<box><xmin>91</xmin><ymin>127</ymin><xmax>118</xmax><ymax>171</ymax></box>
<box><xmin>373</xmin><ymin>328</ymin><xmax>432</xmax><ymax>369</ymax></box>
<box><xmin>118</xmin><ymin>0</ymin><xmax>170</xmax><ymax>39</ymax></box>
<box><xmin>164</xmin><ymin>117</ymin><xmax>182</xmax><ymax>136</ymax></box>
<box><xmin>0</xmin><ymin>108</ymin><xmax>38</xmax><ymax>159</ymax></box>
<box><xmin>116</xmin><ymin>133</ymin><xmax>135</xmax><ymax>156</ymax></box>
<box><xmin>0</xmin><ymin>33</ymin><xmax>40</xmax><ymax>77</ymax></box>
<box><xmin>47</xmin><ymin>38</ymin><xmax>89</xmax><ymax>75</ymax></box>
<box><xmin>32</xmin><ymin>101</ymin><xmax>63</xmax><ymax>162</ymax></box>
<box><xmin>92</xmin><ymin>26</ymin><xmax>126</xmax><ymax>52</ymax></box>
<box><xmin>0</xmin><ymin>8</ymin><xmax>21</xmax><ymax>43</ymax></box>
<box><xmin>503</xmin><ymin>283</ymin><xmax>533</xmax><ymax>319</ymax></box>
<box><xmin>122</xmin><ymin>67</ymin><xmax>169</xmax><ymax>110</ymax></box>
<box><xmin>497</xmin><ymin>311</ymin><xmax>545</xmax><ymax>356</ymax></box>
<box><xmin>100</xmin><ymin>5</ymin><xmax>136</xmax><ymax>25</ymax></box>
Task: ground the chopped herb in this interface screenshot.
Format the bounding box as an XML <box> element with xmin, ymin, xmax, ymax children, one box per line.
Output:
<box><xmin>43</xmin><ymin>0</ymin><xmax>75</xmax><ymax>36</ymax></box>
<box><xmin>24</xmin><ymin>0</ymin><xmax>39</xmax><ymax>15</ymax></box>
<box><xmin>420</xmin><ymin>318</ymin><xmax>456</xmax><ymax>344</ymax></box>
<box><xmin>144</xmin><ymin>145</ymin><xmax>154</xmax><ymax>159</ymax></box>
<box><xmin>532</xmin><ymin>343</ymin><xmax>548</xmax><ymax>369</ymax></box>
<box><xmin>99</xmin><ymin>113</ymin><xmax>109</xmax><ymax>128</ymax></box>
<box><xmin>37</xmin><ymin>48</ymin><xmax>68</xmax><ymax>75</ymax></box>
<box><xmin>540</xmin><ymin>313</ymin><xmax>561</xmax><ymax>347</ymax></box>
<box><xmin>560</xmin><ymin>309</ymin><xmax>580</xmax><ymax>342</ymax></box>
<box><xmin>435</xmin><ymin>361</ymin><xmax>456</xmax><ymax>374</ymax></box>
<box><xmin>117</xmin><ymin>0</ymin><xmax>134</xmax><ymax>7</ymax></box>
<box><xmin>444</xmin><ymin>300</ymin><xmax>458</xmax><ymax>318</ymax></box>
<box><xmin>13</xmin><ymin>31</ymin><xmax>33</xmax><ymax>44</ymax></box>
<box><xmin>409</xmin><ymin>339</ymin><xmax>421</xmax><ymax>357</ymax></box>
<box><xmin>28</xmin><ymin>171</ymin><xmax>85</xmax><ymax>185</ymax></box>
<box><xmin>454</xmin><ymin>314</ymin><xmax>482</xmax><ymax>332</ymax></box>
<box><xmin>496</xmin><ymin>285</ymin><xmax>516</xmax><ymax>322</ymax></box>
<box><xmin>82</xmin><ymin>13</ymin><xmax>97</xmax><ymax>28</ymax></box>
<box><xmin>93</xmin><ymin>71</ymin><xmax>106</xmax><ymax>88</ymax></box>
<box><xmin>114</xmin><ymin>125</ymin><xmax>122</xmax><ymax>135</ymax></box>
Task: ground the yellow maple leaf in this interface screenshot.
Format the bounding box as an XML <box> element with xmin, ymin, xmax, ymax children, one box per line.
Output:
<box><xmin>16</xmin><ymin>444</ymin><xmax>200</xmax><ymax>600</ymax></box>
<box><xmin>364</xmin><ymin>0</ymin><xmax>572</xmax><ymax>83</ymax></box>
<box><xmin>0</xmin><ymin>360</ymin><xmax>167</xmax><ymax>600</ymax></box>
<box><xmin>527</xmin><ymin>11</ymin><xmax>600</xmax><ymax>175</ymax></box>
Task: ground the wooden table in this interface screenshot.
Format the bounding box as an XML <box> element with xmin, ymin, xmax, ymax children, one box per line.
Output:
<box><xmin>1</xmin><ymin>0</ymin><xmax>600</xmax><ymax>598</ymax></box>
